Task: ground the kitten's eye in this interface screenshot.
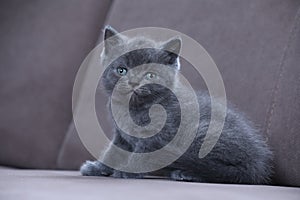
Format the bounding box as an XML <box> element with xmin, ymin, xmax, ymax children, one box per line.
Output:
<box><xmin>145</xmin><ymin>72</ymin><xmax>157</xmax><ymax>80</ymax></box>
<box><xmin>116</xmin><ymin>67</ymin><xmax>127</xmax><ymax>76</ymax></box>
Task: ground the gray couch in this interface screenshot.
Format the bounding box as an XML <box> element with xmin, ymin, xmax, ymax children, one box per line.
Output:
<box><xmin>0</xmin><ymin>0</ymin><xmax>299</xmax><ymax>199</ymax></box>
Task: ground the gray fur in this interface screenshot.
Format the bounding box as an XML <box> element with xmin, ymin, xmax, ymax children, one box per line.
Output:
<box><xmin>80</xmin><ymin>26</ymin><xmax>273</xmax><ymax>184</ymax></box>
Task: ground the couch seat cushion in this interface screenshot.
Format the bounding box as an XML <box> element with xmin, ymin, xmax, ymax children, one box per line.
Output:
<box><xmin>0</xmin><ymin>167</ymin><xmax>299</xmax><ymax>200</ymax></box>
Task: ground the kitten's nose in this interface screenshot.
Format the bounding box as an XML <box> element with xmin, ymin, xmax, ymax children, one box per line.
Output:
<box><xmin>129</xmin><ymin>81</ymin><xmax>139</xmax><ymax>89</ymax></box>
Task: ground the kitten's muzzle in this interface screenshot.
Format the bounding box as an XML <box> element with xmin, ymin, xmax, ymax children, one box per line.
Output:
<box><xmin>128</xmin><ymin>81</ymin><xmax>139</xmax><ymax>89</ymax></box>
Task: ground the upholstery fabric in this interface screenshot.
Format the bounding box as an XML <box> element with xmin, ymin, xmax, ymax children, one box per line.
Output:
<box><xmin>59</xmin><ymin>0</ymin><xmax>300</xmax><ymax>187</ymax></box>
<box><xmin>0</xmin><ymin>168</ymin><xmax>299</xmax><ymax>200</ymax></box>
<box><xmin>0</xmin><ymin>0</ymin><xmax>111</xmax><ymax>168</ymax></box>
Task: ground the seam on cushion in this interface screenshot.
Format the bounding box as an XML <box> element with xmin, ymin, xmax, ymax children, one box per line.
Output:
<box><xmin>96</xmin><ymin>0</ymin><xmax>116</xmax><ymax>45</ymax></box>
<box><xmin>290</xmin><ymin>71</ymin><xmax>300</xmax><ymax>139</ymax></box>
<box><xmin>264</xmin><ymin>7</ymin><xmax>300</xmax><ymax>138</ymax></box>
<box><xmin>55</xmin><ymin>0</ymin><xmax>115</xmax><ymax>169</ymax></box>
<box><xmin>56</xmin><ymin>120</ymin><xmax>74</xmax><ymax>169</ymax></box>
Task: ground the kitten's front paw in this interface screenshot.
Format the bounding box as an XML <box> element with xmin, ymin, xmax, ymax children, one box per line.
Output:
<box><xmin>112</xmin><ymin>171</ymin><xmax>144</xmax><ymax>179</ymax></box>
<box><xmin>80</xmin><ymin>160</ymin><xmax>113</xmax><ymax>176</ymax></box>
<box><xmin>170</xmin><ymin>170</ymin><xmax>204</xmax><ymax>182</ymax></box>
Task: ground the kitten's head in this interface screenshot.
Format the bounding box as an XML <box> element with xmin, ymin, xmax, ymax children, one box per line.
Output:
<box><xmin>100</xmin><ymin>26</ymin><xmax>181</xmax><ymax>105</ymax></box>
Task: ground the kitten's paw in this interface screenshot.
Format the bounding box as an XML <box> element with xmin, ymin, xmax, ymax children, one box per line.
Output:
<box><xmin>112</xmin><ymin>171</ymin><xmax>144</xmax><ymax>179</ymax></box>
<box><xmin>170</xmin><ymin>170</ymin><xmax>204</xmax><ymax>182</ymax></box>
<box><xmin>170</xmin><ymin>170</ymin><xmax>192</xmax><ymax>181</ymax></box>
<box><xmin>80</xmin><ymin>160</ymin><xmax>113</xmax><ymax>176</ymax></box>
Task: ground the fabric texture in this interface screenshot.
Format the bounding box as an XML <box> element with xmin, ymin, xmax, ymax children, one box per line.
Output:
<box><xmin>0</xmin><ymin>0</ymin><xmax>111</xmax><ymax>168</ymax></box>
<box><xmin>59</xmin><ymin>0</ymin><xmax>300</xmax><ymax>187</ymax></box>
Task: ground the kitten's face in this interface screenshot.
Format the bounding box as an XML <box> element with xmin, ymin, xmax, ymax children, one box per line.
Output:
<box><xmin>100</xmin><ymin>26</ymin><xmax>181</xmax><ymax>106</ymax></box>
<box><xmin>111</xmin><ymin>61</ymin><xmax>174</xmax><ymax>97</ymax></box>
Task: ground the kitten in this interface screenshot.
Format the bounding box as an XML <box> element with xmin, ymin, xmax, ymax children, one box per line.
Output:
<box><xmin>80</xmin><ymin>26</ymin><xmax>273</xmax><ymax>184</ymax></box>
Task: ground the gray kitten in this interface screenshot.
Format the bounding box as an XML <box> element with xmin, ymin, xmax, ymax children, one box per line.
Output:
<box><xmin>80</xmin><ymin>26</ymin><xmax>273</xmax><ymax>184</ymax></box>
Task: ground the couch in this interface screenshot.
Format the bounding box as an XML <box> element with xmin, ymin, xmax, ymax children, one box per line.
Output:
<box><xmin>0</xmin><ymin>0</ymin><xmax>299</xmax><ymax>199</ymax></box>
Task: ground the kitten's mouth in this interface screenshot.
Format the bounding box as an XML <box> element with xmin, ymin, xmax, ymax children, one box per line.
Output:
<box><xmin>133</xmin><ymin>89</ymin><xmax>150</xmax><ymax>96</ymax></box>
<box><xmin>120</xmin><ymin>89</ymin><xmax>142</xmax><ymax>97</ymax></box>
<box><xmin>120</xmin><ymin>88</ymin><xmax>150</xmax><ymax>97</ymax></box>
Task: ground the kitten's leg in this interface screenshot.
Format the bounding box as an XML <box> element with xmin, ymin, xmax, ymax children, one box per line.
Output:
<box><xmin>80</xmin><ymin>160</ymin><xmax>114</xmax><ymax>176</ymax></box>
<box><xmin>170</xmin><ymin>170</ymin><xmax>205</xmax><ymax>182</ymax></box>
<box><xmin>109</xmin><ymin>153</ymin><xmax>145</xmax><ymax>179</ymax></box>
<box><xmin>80</xmin><ymin>142</ymin><xmax>117</xmax><ymax>176</ymax></box>
<box><xmin>81</xmin><ymin>133</ymin><xmax>132</xmax><ymax>177</ymax></box>
<box><xmin>81</xmin><ymin>155</ymin><xmax>137</xmax><ymax>177</ymax></box>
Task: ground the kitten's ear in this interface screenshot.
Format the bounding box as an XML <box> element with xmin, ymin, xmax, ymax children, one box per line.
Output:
<box><xmin>161</xmin><ymin>37</ymin><xmax>181</xmax><ymax>65</ymax></box>
<box><xmin>103</xmin><ymin>25</ymin><xmax>123</xmax><ymax>53</ymax></box>
<box><xmin>104</xmin><ymin>25</ymin><xmax>118</xmax><ymax>40</ymax></box>
<box><xmin>161</xmin><ymin>36</ymin><xmax>181</xmax><ymax>56</ymax></box>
